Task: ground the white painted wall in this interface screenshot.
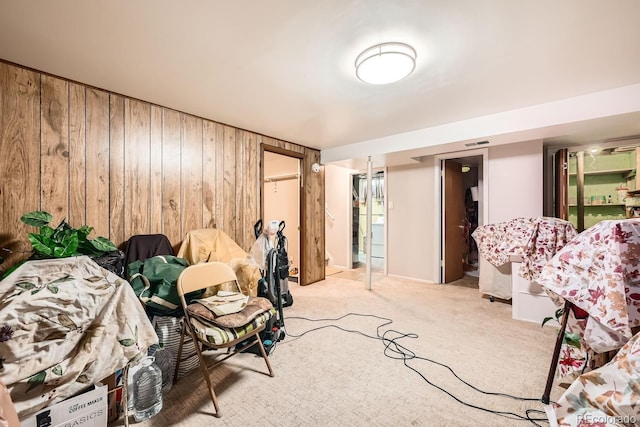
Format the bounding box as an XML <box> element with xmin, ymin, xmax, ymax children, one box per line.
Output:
<box><xmin>386</xmin><ymin>162</ymin><xmax>436</xmax><ymax>282</ymax></box>
<box><xmin>488</xmin><ymin>140</ymin><xmax>544</xmax><ymax>223</ymax></box>
<box><xmin>324</xmin><ymin>164</ymin><xmax>351</xmax><ymax>268</ymax></box>
<box><xmin>325</xmin><ymin>139</ymin><xmax>544</xmax><ymax>283</ymax></box>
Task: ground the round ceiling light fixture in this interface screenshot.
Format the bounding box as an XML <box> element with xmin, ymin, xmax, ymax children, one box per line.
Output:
<box><xmin>355</xmin><ymin>42</ymin><xmax>417</xmax><ymax>85</ymax></box>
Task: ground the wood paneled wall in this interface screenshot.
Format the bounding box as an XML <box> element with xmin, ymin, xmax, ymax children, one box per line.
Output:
<box><xmin>0</xmin><ymin>61</ymin><xmax>325</xmax><ymax>285</ymax></box>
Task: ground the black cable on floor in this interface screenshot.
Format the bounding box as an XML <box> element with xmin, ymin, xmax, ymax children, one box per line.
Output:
<box><xmin>284</xmin><ymin>313</ymin><xmax>550</xmax><ymax>426</ymax></box>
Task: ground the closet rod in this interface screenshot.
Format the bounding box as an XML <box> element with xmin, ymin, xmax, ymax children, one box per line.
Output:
<box><xmin>264</xmin><ymin>173</ymin><xmax>300</xmax><ymax>183</ymax></box>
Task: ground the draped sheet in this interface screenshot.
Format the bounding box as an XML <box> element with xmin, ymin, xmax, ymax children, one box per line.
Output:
<box><xmin>552</xmin><ymin>330</ymin><xmax>640</xmax><ymax>427</ymax></box>
<box><xmin>472</xmin><ymin>217</ymin><xmax>577</xmax><ymax>298</ymax></box>
<box><xmin>537</xmin><ymin>219</ymin><xmax>640</xmax><ymax>380</ymax></box>
<box><xmin>177</xmin><ymin>228</ymin><xmax>262</xmax><ymax>296</ymax></box>
<box><xmin>0</xmin><ymin>256</ymin><xmax>158</xmax><ymax>419</ymax></box>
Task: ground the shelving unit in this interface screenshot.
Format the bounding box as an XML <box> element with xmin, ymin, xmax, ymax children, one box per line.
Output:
<box><xmin>567</xmin><ymin>148</ymin><xmax>638</xmax><ymax>231</ymax></box>
<box><xmin>569</xmin><ymin>168</ymin><xmax>633</xmax><ymax>176</ymax></box>
<box><xmin>569</xmin><ymin>203</ymin><xmax>626</xmax><ymax>207</ymax></box>
<box><xmin>626</xmin><ymin>189</ymin><xmax>640</xmax><ymax>218</ymax></box>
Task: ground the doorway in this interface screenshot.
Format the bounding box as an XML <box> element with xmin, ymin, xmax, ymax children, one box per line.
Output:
<box><xmin>262</xmin><ymin>150</ymin><xmax>301</xmax><ymax>282</ymax></box>
<box><xmin>351</xmin><ymin>171</ymin><xmax>385</xmax><ymax>272</ymax></box>
<box><xmin>437</xmin><ymin>150</ymin><xmax>487</xmax><ymax>285</ymax></box>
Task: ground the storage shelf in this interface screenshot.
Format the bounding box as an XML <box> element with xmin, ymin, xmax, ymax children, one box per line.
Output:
<box><xmin>568</xmin><ymin>203</ymin><xmax>626</xmax><ymax>207</ymax></box>
<box><xmin>569</xmin><ymin>168</ymin><xmax>633</xmax><ymax>176</ymax></box>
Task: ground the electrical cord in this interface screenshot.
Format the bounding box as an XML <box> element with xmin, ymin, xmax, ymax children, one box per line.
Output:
<box><xmin>283</xmin><ymin>313</ymin><xmax>550</xmax><ymax>426</ymax></box>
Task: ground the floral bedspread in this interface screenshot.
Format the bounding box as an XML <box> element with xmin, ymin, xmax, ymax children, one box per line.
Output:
<box><xmin>552</xmin><ymin>330</ymin><xmax>640</xmax><ymax>427</ymax></box>
<box><xmin>0</xmin><ymin>256</ymin><xmax>158</xmax><ymax>419</ymax></box>
<box><xmin>472</xmin><ymin>217</ymin><xmax>578</xmax><ymax>281</ymax></box>
<box><xmin>537</xmin><ymin>219</ymin><xmax>640</xmax><ymax>380</ymax></box>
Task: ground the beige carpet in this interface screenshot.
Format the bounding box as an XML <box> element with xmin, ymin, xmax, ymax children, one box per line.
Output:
<box><xmin>325</xmin><ymin>266</ymin><xmax>343</xmax><ymax>276</ymax></box>
<box><xmin>117</xmin><ymin>274</ymin><xmax>562</xmax><ymax>427</ymax></box>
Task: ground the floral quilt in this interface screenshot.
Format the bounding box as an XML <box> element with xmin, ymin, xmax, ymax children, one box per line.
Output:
<box><xmin>0</xmin><ymin>256</ymin><xmax>158</xmax><ymax>419</ymax></box>
<box><xmin>552</xmin><ymin>330</ymin><xmax>640</xmax><ymax>427</ymax></box>
<box><xmin>472</xmin><ymin>217</ymin><xmax>578</xmax><ymax>280</ymax></box>
<box><xmin>537</xmin><ymin>219</ymin><xmax>640</xmax><ymax>381</ymax></box>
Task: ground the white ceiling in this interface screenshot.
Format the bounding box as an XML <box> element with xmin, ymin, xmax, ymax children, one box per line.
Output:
<box><xmin>1</xmin><ymin>1</ymin><xmax>640</xmax><ymax>167</ymax></box>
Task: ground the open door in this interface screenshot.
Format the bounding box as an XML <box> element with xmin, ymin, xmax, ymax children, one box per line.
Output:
<box><xmin>443</xmin><ymin>159</ymin><xmax>465</xmax><ymax>283</ymax></box>
<box><xmin>262</xmin><ymin>150</ymin><xmax>301</xmax><ymax>282</ymax></box>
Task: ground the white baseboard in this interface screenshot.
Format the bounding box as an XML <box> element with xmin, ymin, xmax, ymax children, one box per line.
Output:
<box><xmin>387</xmin><ymin>273</ymin><xmax>435</xmax><ymax>284</ymax></box>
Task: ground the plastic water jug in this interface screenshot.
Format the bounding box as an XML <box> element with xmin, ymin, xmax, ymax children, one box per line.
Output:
<box><xmin>132</xmin><ymin>356</ymin><xmax>163</xmax><ymax>422</ymax></box>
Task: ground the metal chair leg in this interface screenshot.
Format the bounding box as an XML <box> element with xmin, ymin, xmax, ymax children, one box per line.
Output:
<box><xmin>189</xmin><ymin>327</ymin><xmax>221</xmax><ymax>417</ymax></box>
<box><xmin>173</xmin><ymin>320</ymin><xmax>186</xmax><ymax>385</ymax></box>
<box><xmin>256</xmin><ymin>337</ymin><xmax>274</xmax><ymax>377</ymax></box>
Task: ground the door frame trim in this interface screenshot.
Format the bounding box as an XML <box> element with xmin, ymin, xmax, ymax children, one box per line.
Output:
<box><xmin>261</xmin><ymin>144</ymin><xmax>304</xmax><ymax>283</ymax></box>
<box><xmin>348</xmin><ymin>168</ymin><xmax>387</xmax><ymax>274</ymax></box>
<box><xmin>434</xmin><ymin>148</ymin><xmax>489</xmax><ymax>284</ymax></box>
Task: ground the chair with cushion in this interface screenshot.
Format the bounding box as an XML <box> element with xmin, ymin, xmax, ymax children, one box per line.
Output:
<box><xmin>173</xmin><ymin>261</ymin><xmax>275</xmax><ymax>417</ymax></box>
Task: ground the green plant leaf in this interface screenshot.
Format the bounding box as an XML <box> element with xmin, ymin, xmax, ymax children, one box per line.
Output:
<box><xmin>90</xmin><ymin>237</ymin><xmax>117</xmax><ymax>252</ymax></box>
<box><xmin>119</xmin><ymin>338</ymin><xmax>135</xmax><ymax>347</ymax></box>
<box><xmin>47</xmin><ymin>284</ymin><xmax>59</xmax><ymax>294</ymax></box>
<box><xmin>555</xmin><ymin>308</ymin><xmax>564</xmax><ymax>319</ymax></box>
<box><xmin>77</xmin><ymin>225</ymin><xmax>93</xmax><ymax>239</ymax></box>
<box><xmin>28</xmin><ymin>233</ymin><xmax>54</xmax><ymax>256</ymax></box>
<box><xmin>20</xmin><ymin>211</ymin><xmax>52</xmax><ymax>227</ymax></box>
<box><xmin>40</xmin><ymin>226</ymin><xmax>55</xmax><ymax>238</ymax></box>
<box><xmin>52</xmin><ymin>220</ymin><xmax>71</xmax><ymax>243</ymax></box>
<box><xmin>564</xmin><ymin>332</ymin><xmax>582</xmax><ymax>349</ymax></box>
<box><xmin>26</xmin><ymin>370</ymin><xmax>46</xmax><ymax>392</ymax></box>
<box><xmin>53</xmin><ymin>233</ymin><xmax>79</xmax><ymax>258</ymax></box>
<box><xmin>541</xmin><ymin>316</ymin><xmax>556</xmax><ymax>327</ymax></box>
<box><xmin>31</xmin><ymin>288</ymin><xmax>42</xmax><ymax>295</ymax></box>
<box><xmin>52</xmin><ymin>365</ymin><xmax>63</xmax><ymax>376</ymax></box>
<box><xmin>77</xmin><ymin>240</ymin><xmax>100</xmax><ymax>256</ymax></box>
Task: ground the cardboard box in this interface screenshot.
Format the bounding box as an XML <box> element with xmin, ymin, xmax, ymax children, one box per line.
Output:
<box><xmin>102</xmin><ymin>372</ymin><xmax>124</xmax><ymax>423</ymax></box>
<box><xmin>21</xmin><ymin>384</ymin><xmax>107</xmax><ymax>427</ymax></box>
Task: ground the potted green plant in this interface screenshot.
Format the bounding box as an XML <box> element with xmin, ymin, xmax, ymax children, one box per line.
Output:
<box><xmin>2</xmin><ymin>211</ymin><xmax>119</xmax><ymax>278</ymax></box>
<box><xmin>20</xmin><ymin>211</ymin><xmax>117</xmax><ymax>258</ymax></box>
<box><xmin>542</xmin><ymin>307</ymin><xmax>582</xmax><ymax>349</ymax></box>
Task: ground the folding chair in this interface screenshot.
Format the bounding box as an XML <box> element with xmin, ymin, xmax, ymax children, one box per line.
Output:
<box><xmin>173</xmin><ymin>262</ymin><xmax>274</xmax><ymax>417</ymax></box>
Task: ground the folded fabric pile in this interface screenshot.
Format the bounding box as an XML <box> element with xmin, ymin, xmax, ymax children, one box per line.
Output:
<box><xmin>186</xmin><ymin>296</ymin><xmax>275</xmax><ymax>345</ymax></box>
<box><xmin>193</xmin><ymin>291</ymin><xmax>249</xmax><ymax>317</ymax></box>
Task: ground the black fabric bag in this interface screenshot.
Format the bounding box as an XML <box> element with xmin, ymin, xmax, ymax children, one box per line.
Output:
<box><xmin>91</xmin><ymin>250</ymin><xmax>125</xmax><ymax>278</ymax></box>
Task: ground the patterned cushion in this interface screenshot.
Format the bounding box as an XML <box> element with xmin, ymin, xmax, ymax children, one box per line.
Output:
<box><xmin>186</xmin><ymin>296</ymin><xmax>273</xmax><ymax>328</ymax></box>
<box><xmin>190</xmin><ymin>308</ymin><xmax>276</xmax><ymax>345</ymax></box>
